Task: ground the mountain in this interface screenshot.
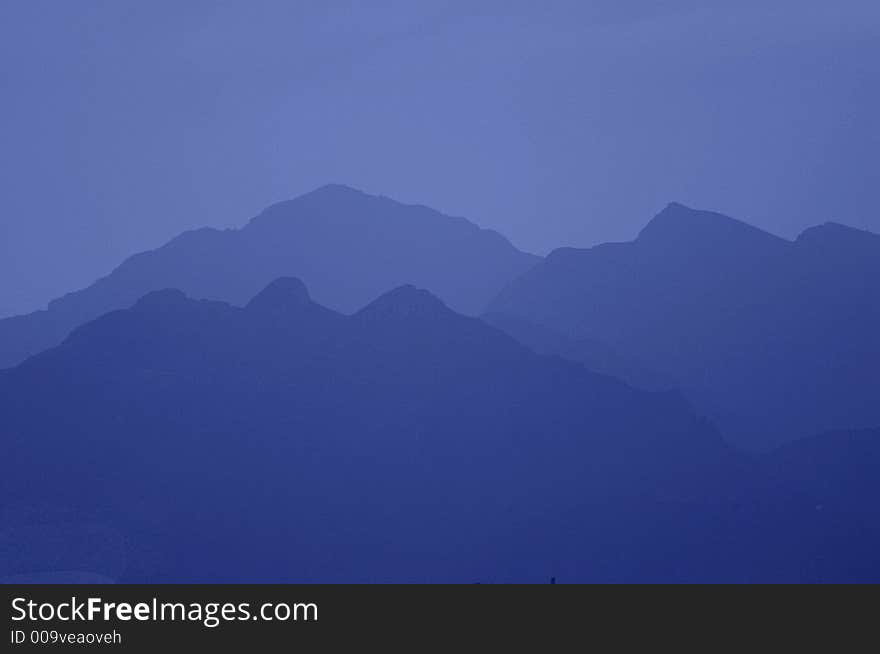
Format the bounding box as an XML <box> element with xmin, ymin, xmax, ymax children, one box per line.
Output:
<box><xmin>0</xmin><ymin>184</ymin><xmax>539</xmax><ymax>369</ymax></box>
<box><xmin>482</xmin><ymin>312</ymin><xmax>677</xmax><ymax>392</ymax></box>
<box><xmin>768</xmin><ymin>428</ymin><xmax>880</xmax><ymax>535</ymax></box>
<box><xmin>489</xmin><ymin>203</ymin><xmax>880</xmax><ymax>450</ymax></box>
<box><xmin>2</xmin><ymin>280</ymin><xmax>877</xmax><ymax>582</ymax></box>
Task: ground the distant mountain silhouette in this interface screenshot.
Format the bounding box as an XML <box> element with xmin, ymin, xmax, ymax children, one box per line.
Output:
<box><xmin>0</xmin><ymin>184</ymin><xmax>538</xmax><ymax>369</ymax></box>
<box><xmin>489</xmin><ymin>203</ymin><xmax>880</xmax><ymax>450</ymax></box>
<box><xmin>482</xmin><ymin>312</ymin><xmax>677</xmax><ymax>391</ymax></box>
<box><xmin>2</xmin><ymin>280</ymin><xmax>877</xmax><ymax>582</ymax></box>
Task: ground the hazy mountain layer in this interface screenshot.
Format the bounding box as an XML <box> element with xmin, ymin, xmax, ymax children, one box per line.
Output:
<box><xmin>0</xmin><ymin>184</ymin><xmax>538</xmax><ymax>369</ymax></box>
<box><xmin>489</xmin><ymin>203</ymin><xmax>880</xmax><ymax>450</ymax></box>
<box><xmin>2</xmin><ymin>280</ymin><xmax>876</xmax><ymax>582</ymax></box>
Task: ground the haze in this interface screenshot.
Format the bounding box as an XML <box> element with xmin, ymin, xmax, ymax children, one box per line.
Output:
<box><xmin>1</xmin><ymin>0</ymin><xmax>879</xmax><ymax>317</ymax></box>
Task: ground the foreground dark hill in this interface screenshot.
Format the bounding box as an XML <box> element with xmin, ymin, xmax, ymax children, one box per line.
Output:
<box><xmin>0</xmin><ymin>184</ymin><xmax>538</xmax><ymax>369</ymax></box>
<box><xmin>2</xmin><ymin>280</ymin><xmax>877</xmax><ymax>582</ymax></box>
<box><xmin>489</xmin><ymin>203</ymin><xmax>880</xmax><ymax>450</ymax></box>
<box><xmin>768</xmin><ymin>427</ymin><xmax>880</xmax><ymax>535</ymax></box>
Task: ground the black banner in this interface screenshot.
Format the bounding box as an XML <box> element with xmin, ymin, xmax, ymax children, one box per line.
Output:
<box><xmin>2</xmin><ymin>584</ymin><xmax>872</xmax><ymax>650</ymax></box>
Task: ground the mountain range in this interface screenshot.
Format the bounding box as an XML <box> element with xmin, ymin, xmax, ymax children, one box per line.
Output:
<box><xmin>2</xmin><ymin>279</ymin><xmax>878</xmax><ymax>582</ymax></box>
<box><xmin>489</xmin><ymin>202</ymin><xmax>880</xmax><ymax>450</ymax></box>
<box><xmin>4</xmin><ymin>188</ymin><xmax>876</xmax><ymax>452</ymax></box>
<box><xmin>2</xmin><ymin>188</ymin><xmax>879</xmax><ymax>582</ymax></box>
<box><xmin>0</xmin><ymin>184</ymin><xmax>538</xmax><ymax>369</ymax></box>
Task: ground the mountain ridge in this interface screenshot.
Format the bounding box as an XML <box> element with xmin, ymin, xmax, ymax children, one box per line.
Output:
<box><xmin>488</xmin><ymin>202</ymin><xmax>880</xmax><ymax>450</ymax></box>
<box><xmin>3</xmin><ymin>277</ymin><xmax>877</xmax><ymax>582</ymax></box>
<box><xmin>0</xmin><ymin>185</ymin><xmax>539</xmax><ymax>369</ymax></box>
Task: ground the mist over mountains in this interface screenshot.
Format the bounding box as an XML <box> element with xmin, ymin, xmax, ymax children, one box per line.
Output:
<box><xmin>3</xmin><ymin>0</ymin><xmax>879</xmax><ymax>589</ymax></box>
<box><xmin>489</xmin><ymin>202</ymin><xmax>880</xmax><ymax>451</ymax></box>
<box><xmin>0</xmin><ymin>184</ymin><xmax>537</xmax><ymax>370</ymax></box>
<box><xmin>2</xmin><ymin>279</ymin><xmax>878</xmax><ymax>582</ymax></box>
<box><xmin>2</xmin><ymin>186</ymin><xmax>879</xmax><ymax>582</ymax></box>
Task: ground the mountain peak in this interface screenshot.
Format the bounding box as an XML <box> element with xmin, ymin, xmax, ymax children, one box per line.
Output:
<box><xmin>0</xmin><ymin>185</ymin><xmax>539</xmax><ymax>368</ymax></box>
<box><xmin>796</xmin><ymin>222</ymin><xmax>880</xmax><ymax>247</ymax></box>
<box><xmin>246</xmin><ymin>277</ymin><xmax>313</xmax><ymax>312</ymax></box>
<box><xmin>354</xmin><ymin>285</ymin><xmax>449</xmax><ymax>322</ymax></box>
<box><xmin>307</xmin><ymin>183</ymin><xmax>366</xmax><ymax>197</ymax></box>
<box><xmin>132</xmin><ymin>288</ymin><xmax>191</xmax><ymax>311</ymax></box>
<box><xmin>637</xmin><ymin>202</ymin><xmax>785</xmax><ymax>249</ymax></box>
<box><xmin>663</xmin><ymin>201</ymin><xmax>691</xmax><ymax>212</ymax></box>
<box><xmin>293</xmin><ymin>183</ymin><xmax>372</xmax><ymax>206</ymax></box>
<box><xmin>246</xmin><ymin>184</ymin><xmax>374</xmax><ymax>230</ymax></box>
